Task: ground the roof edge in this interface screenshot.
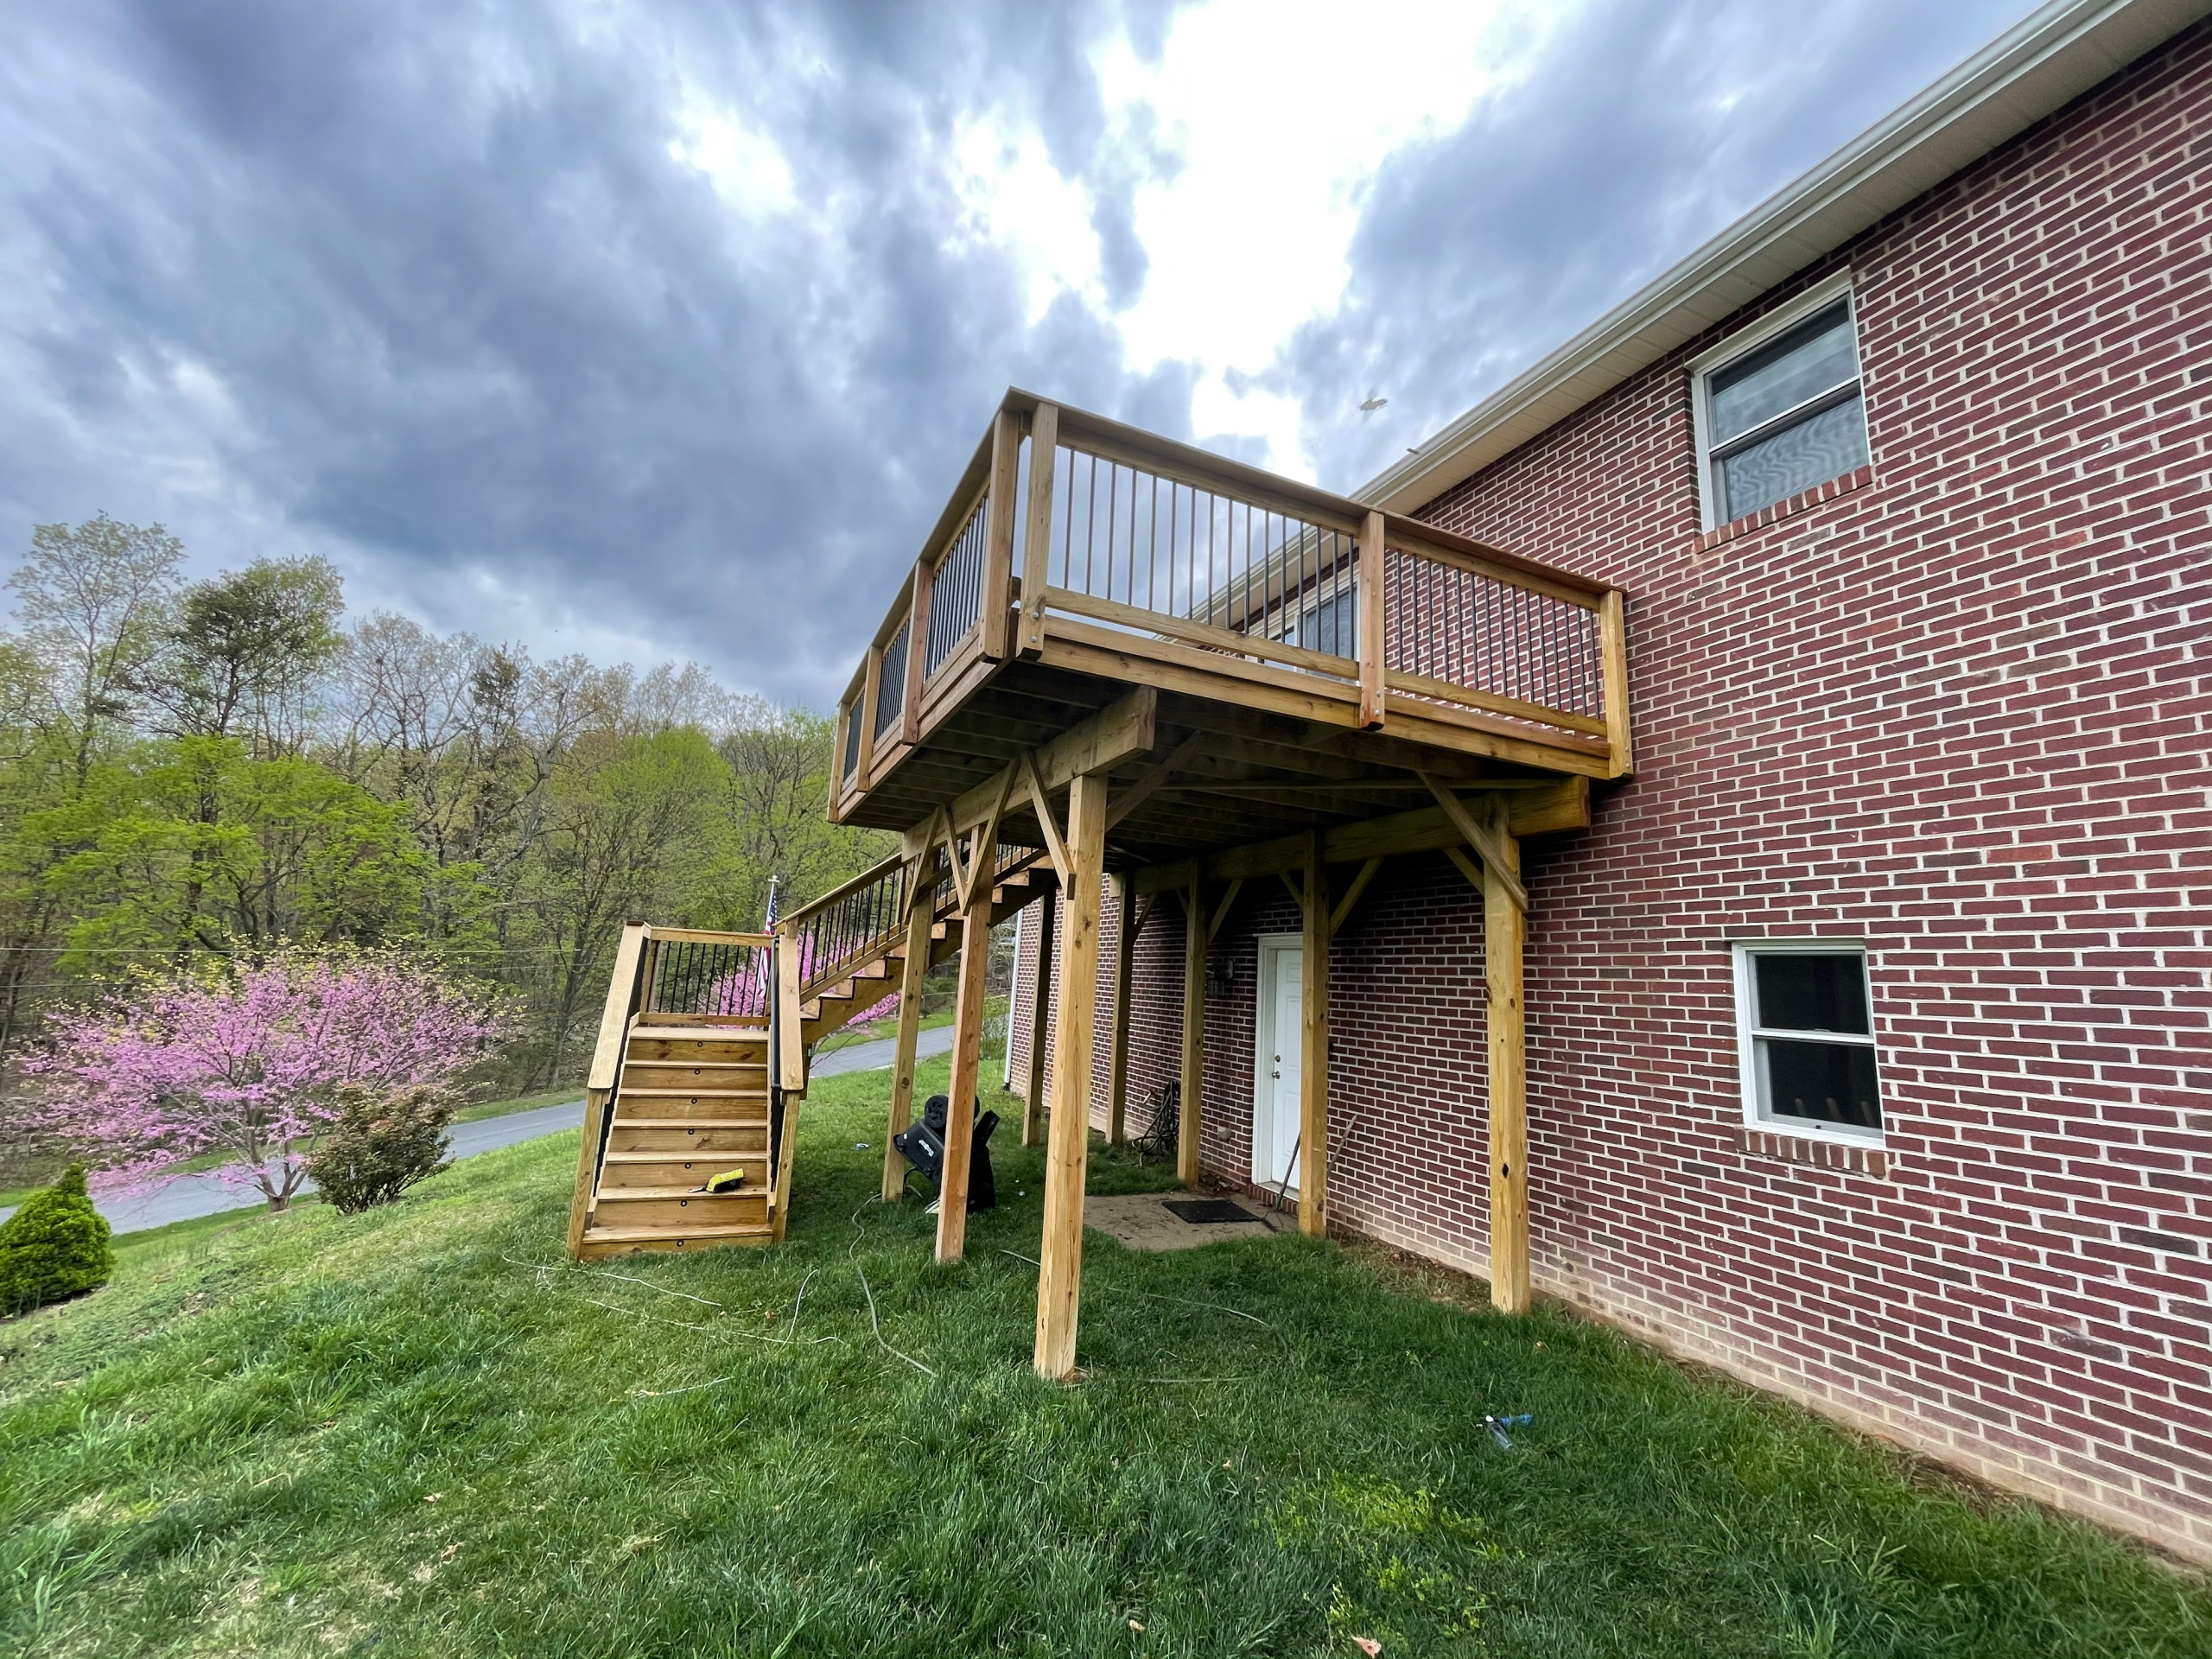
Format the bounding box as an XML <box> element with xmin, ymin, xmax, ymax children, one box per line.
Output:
<box><xmin>1355</xmin><ymin>0</ymin><xmax>2212</xmax><ymax>514</ymax></box>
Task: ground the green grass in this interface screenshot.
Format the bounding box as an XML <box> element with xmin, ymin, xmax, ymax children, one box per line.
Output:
<box><xmin>1</xmin><ymin>1058</ymin><xmax>2204</xmax><ymax>1658</ymax></box>
<box><xmin>0</xmin><ymin>1090</ymin><xmax>586</xmax><ymax>1210</ymax></box>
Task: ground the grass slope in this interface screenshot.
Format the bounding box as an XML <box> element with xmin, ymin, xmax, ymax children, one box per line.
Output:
<box><xmin>2</xmin><ymin>1057</ymin><xmax>2205</xmax><ymax>1658</ymax></box>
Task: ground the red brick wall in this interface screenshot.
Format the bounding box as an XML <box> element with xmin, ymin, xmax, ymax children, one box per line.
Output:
<box><xmin>1013</xmin><ymin>24</ymin><xmax>2212</xmax><ymax>1560</ymax></box>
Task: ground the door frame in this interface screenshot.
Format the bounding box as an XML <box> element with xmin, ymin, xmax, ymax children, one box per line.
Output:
<box><xmin>1250</xmin><ymin>932</ymin><xmax>1302</xmax><ymax>1192</ymax></box>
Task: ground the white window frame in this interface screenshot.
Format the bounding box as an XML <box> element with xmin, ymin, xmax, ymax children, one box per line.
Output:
<box><xmin>1688</xmin><ymin>271</ymin><xmax>1866</xmax><ymax>531</ymax></box>
<box><xmin>1731</xmin><ymin>938</ymin><xmax>1883</xmax><ymax>1146</ymax></box>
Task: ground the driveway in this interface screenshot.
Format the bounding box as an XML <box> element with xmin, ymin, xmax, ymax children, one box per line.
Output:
<box><xmin>1</xmin><ymin>1025</ymin><xmax>960</xmax><ymax>1235</ymax></box>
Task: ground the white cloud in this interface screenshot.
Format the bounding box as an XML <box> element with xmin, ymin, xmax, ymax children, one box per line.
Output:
<box><xmin>949</xmin><ymin>114</ymin><xmax>1107</xmax><ymax>325</ymax></box>
<box><xmin>666</xmin><ymin>99</ymin><xmax>798</xmax><ymax>218</ymax></box>
<box><xmin>1095</xmin><ymin>0</ymin><xmax>1572</xmax><ymax>475</ymax></box>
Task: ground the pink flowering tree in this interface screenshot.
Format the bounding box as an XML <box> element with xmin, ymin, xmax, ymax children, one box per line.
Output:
<box><xmin>700</xmin><ymin>935</ymin><xmax>900</xmax><ymax>1029</ymax></box>
<box><xmin>24</xmin><ymin>950</ymin><xmax>511</xmax><ymax>1210</ymax></box>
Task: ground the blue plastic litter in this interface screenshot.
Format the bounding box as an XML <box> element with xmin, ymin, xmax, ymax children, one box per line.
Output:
<box><xmin>1484</xmin><ymin>1413</ymin><xmax>1533</xmax><ymax>1450</ymax></box>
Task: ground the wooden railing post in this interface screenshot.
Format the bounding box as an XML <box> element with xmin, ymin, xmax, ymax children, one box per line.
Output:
<box><xmin>1357</xmin><ymin>509</ymin><xmax>1386</xmax><ymax>729</ymax></box>
<box><xmin>857</xmin><ymin>643</ymin><xmax>884</xmax><ymax>785</ymax></box>
<box><xmin>901</xmin><ymin>563</ymin><xmax>931</xmax><ymax>745</ymax></box>
<box><xmin>1019</xmin><ymin>404</ymin><xmax>1058</xmax><ymax>655</ymax></box>
<box><xmin>1599</xmin><ymin>588</ymin><xmax>1632</xmax><ymax>779</ymax></box>
<box><xmin>982</xmin><ymin>407</ymin><xmax>1022</xmax><ymax>660</ymax></box>
<box><xmin>567</xmin><ymin>922</ymin><xmax>649</xmax><ymax>1259</ymax></box>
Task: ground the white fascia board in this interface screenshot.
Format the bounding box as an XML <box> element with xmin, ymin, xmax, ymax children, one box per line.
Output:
<box><xmin>1359</xmin><ymin>0</ymin><xmax>2212</xmax><ymax>515</ymax></box>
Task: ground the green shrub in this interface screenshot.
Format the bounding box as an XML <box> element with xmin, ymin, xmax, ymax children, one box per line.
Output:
<box><xmin>0</xmin><ymin>1163</ymin><xmax>113</xmax><ymax>1317</ymax></box>
<box><xmin>304</xmin><ymin>1087</ymin><xmax>454</xmax><ymax>1215</ymax></box>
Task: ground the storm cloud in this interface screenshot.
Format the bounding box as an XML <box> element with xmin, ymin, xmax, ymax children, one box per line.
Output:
<box><xmin>0</xmin><ymin>0</ymin><xmax>2037</xmax><ymax>706</ymax></box>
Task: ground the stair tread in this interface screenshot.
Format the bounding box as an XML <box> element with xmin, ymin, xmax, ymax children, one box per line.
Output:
<box><xmin>602</xmin><ymin>1148</ymin><xmax>768</xmax><ymax>1162</ymax></box>
<box><xmin>609</xmin><ymin>1116</ymin><xmax>769</xmax><ymax>1129</ymax></box>
<box><xmin>594</xmin><ymin>1185</ymin><xmax>768</xmax><ymax>1201</ymax></box>
<box><xmin>618</xmin><ymin>1086</ymin><xmax>770</xmax><ymax>1097</ymax></box>
<box><xmin>629</xmin><ymin>1026</ymin><xmax>766</xmax><ymax>1042</ymax></box>
<box><xmin>582</xmin><ymin>1223</ymin><xmax>773</xmax><ymax>1243</ymax></box>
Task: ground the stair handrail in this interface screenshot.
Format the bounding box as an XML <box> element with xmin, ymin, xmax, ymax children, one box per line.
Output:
<box><xmin>567</xmin><ymin>920</ymin><xmax>652</xmax><ymax>1256</ymax></box>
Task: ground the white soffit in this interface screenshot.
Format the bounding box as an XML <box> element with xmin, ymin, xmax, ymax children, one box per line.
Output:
<box><xmin>1357</xmin><ymin>0</ymin><xmax>2212</xmax><ymax>515</ymax></box>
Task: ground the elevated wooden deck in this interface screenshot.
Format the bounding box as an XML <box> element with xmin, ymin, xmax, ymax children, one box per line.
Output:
<box><xmin>830</xmin><ymin>391</ymin><xmax>1630</xmax><ymax>870</ymax></box>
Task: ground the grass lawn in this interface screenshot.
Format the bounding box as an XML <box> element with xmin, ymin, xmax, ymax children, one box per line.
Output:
<box><xmin>0</xmin><ymin>1089</ymin><xmax>588</xmax><ymax>1210</ymax></box>
<box><xmin>2</xmin><ymin>1058</ymin><xmax>2205</xmax><ymax>1657</ymax></box>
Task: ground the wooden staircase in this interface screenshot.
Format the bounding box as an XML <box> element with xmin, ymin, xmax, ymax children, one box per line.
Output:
<box><xmin>567</xmin><ymin>845</ymin><xmax>1054</xmax><ymax>1260</ymax></box>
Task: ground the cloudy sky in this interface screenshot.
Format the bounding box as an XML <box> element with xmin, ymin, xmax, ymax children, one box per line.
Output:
<box><xmin>2</xmin><ymin>0</ymin><xmax>2040</xmax><ymax>709</ymax></box>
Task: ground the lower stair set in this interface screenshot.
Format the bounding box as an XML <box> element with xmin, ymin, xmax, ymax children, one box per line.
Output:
<box><xmin>568</xmin><ymin>848</ymin><xmax>1052</xmax><ymax>1261</ymax></box>
<box><xmin>576</xmin><ymin>1026</ymin><xmax>774</xmax><ymax>1258</ymax></box>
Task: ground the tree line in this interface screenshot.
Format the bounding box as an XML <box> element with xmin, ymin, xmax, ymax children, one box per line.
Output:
<box><xmin>0</xmin><ymin>514</ymin><xmax>889</xmax><ymax>1093</ymax></box>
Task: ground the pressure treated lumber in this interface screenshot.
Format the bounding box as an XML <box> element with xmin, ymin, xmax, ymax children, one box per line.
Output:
<box><xmin>1035</xmin><ymin>771</ymin><xmax>1108</xmax><ymax>1380</ymax></box>
<box><xmin>1179</xmin><ymin>875</ymin><xmax>1205</xmax><ymax>1190</ymax></box>
<box><xmin>1023</xmin><ymin>895</ymin><xmax>1055</xmax><ymax>1147</ymax></box>
<box><xmin>882</xmin><ymin>894</ymin><xmax>935</xmax><ymax>1203</ymax></box>
<box><xmin>1107</xmin><ymin>874</ymin><xmax>1136</xmax><ymax>1147</ymax></box>
<box><xmin>1299</xmin><ymin>834</ymin><xmax>1330</xmax><ymax>1239</ymax></box>
<box><xmin>936</xmin><ymin>824</ymin><xmax>998</xmax><ymax>1263</ymax></box>
<box><xmin>1484</xmin><ymin>806</ymin><xmax>1529</xmax><ymax>1313</ymax></box>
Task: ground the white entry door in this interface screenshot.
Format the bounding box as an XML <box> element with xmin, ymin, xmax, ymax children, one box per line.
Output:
<box><xmin>1254</xmin><ymin>936</ymin><xmax>1303</xmax><ymax>1192</ymax></box>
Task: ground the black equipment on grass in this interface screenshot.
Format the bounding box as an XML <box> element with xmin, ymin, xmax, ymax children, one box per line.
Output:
<box><xmin>893</xmin><ymin>1093</ymin><xmax>999</xmax><ymax>1211</ymax></box>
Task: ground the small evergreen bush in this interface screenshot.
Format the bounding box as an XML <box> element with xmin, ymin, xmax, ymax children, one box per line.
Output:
<box><xmin>304</xmin><ymin>1087</ymin><xmax>454</xmax><ymax>1214</ymax></box>
<box><xmin>0</xmin><ymin>1163</ymin><xmax>113</xmax><ymax>1317</ymax></box>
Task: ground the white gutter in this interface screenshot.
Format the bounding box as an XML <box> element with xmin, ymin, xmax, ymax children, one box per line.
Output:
<box><xmin>1357</xmin><ymin>0</ymin><xmax>2212</xmax><ymax>515</ymax></box>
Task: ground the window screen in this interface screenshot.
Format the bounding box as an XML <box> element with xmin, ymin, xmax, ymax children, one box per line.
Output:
<box><xmin>1738</xmin><ymin>945</ymin><xmax>1882</xmax><ymax>1135</ymax></box>
<box><xmin>1700</xmin><ymin>299</ymin><xmax>1870</xmax><ymax>524</ymax></box>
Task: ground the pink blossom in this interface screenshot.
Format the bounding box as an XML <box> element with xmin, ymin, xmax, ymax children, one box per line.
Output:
<box><xmin>22</xmin><ymin>950</ymin><xmax>511</xmax><ymax>1211</ymax></box>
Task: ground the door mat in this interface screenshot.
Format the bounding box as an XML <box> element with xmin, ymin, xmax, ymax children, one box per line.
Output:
<box><xmin>1163</xmin><ymin>1198</ymin><xmax>1263</xmax><ymax>1224</ymax></box>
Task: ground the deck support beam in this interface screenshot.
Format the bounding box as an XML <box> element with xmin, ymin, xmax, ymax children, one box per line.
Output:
<box><xmin>1107</xmin><ymin>874</ymin><xmax>1136</xmax><ymax>1147</ymax></box>
<box><xmin>1022</xmin><ymin>893</ymin><xmax>1055</xmax><ymax>1147</ymax></box>
<box><xmin>1179</xmin><ymin>875</ymin><xmax>1205</xmax><ymax>1189</ymax></box>
<box><xmin>1299</xmin><ymin>835</ymin><xmax>1330</xmax><ymax>1238</ymax></box>
<box><xmin>1483</xmin><ymin>805</ymin><xmax>1529</xmax><ymax>1313</ymax></box>
<box><xmin>882</xmin><ymin>884</ymin><xmax>935</xmax><ymax>1204</ymax></box>
<box><xmin>1035</xmin><ymin>771</ymin><xmax>1108</xmax><ymax>1380</ymax></box>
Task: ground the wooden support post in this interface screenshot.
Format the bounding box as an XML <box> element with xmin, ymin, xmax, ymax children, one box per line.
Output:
<box><xmin>1300</xmin><ymin>835</ymin><xmax>1330</xmax><ymax>1238</ymax></box>
<box><xmin>935</xmin><ymin>832</ymin><xmax>998</xmax><ymax>1262</ymax></box>
<box><xmin>1357</xmin><ymin>509</ymin><xmax>1386</xmax><ymax>729</ymax></box>
<box><xmin>1107</xmin><ymin>874</ymin><xmax>1136</xmax><ymax>1147</ymax></box>
<box><xmin>856</xmin><ymin>642</ymin><xmax>883</xmax><ymax>785</ymax></box>
<box><xmin>1179</xmin><ymin>875</ymin><xmax>1205</xmax><ymax>1189</ymax></box>
<box><xmin>1034</xmin><ymin>771</ymin><xmax>1107</xmax><ymax>1380</ymax></box>
<box><xmin>1022</xmin><ymin>892</ymin><xmax>1054</xmax><ymax>1147</ymax></box>
<box><xmin>1484</xmin><ymin>804</ymin><xmax>1529</xmax><ymax>1313</ymax></box>
<box><xmin>882</xmin><ymin>889</ymin><xmax>935</xmax><ymax>1204</ymax></box>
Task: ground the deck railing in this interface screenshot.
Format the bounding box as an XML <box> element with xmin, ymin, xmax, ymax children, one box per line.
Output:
<box><xmin>830</xmin><ymin>391</ymin><xmax>1631</xmax><ymax>812</ymax></box>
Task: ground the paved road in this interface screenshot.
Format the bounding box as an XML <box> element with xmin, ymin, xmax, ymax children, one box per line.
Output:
<box><xmin>2</xmin><ymin>1024</ymin><xmax>959</xmax><ymax>1235</ymax></box>
<box><xmin>813</xmin><ymin>1021</ymin><xmax>955</xmax><ymax>1077</ymax></box>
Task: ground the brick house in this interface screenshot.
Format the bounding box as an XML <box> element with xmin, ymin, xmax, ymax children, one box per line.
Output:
<box><xmin>985</xmin><ymin>0</ymin><xmax>2212</xmax><ymax>1562</ymax></box>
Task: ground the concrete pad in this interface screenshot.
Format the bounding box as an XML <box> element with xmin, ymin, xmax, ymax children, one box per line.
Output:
<box><xmin>1082</xmin><ymin>1192</ymin><xmax>1282</xmax><ymax>1251</ymax></box>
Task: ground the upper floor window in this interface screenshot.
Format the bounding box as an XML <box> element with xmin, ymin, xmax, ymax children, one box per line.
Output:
<box><xmin>1732</xmin><ymin>941</ymin><xmax>1882</xmax><ymax>1141</ymax></box>
<box><xmin>1692</xmin><ymin>279</ymin><xmax>1869</xmax><ymax>528</ymax></box>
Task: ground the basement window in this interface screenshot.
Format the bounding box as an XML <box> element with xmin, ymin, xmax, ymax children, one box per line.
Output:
<box><xmin>1691</xmin><ymin>277</ymin><xmax>1869</xmax><ymax>528</ymax></box>
<box><xmin>1732</xmin><ymin>942</ymin><xmax>1882</xmax><ymax>1141</ymax></box>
